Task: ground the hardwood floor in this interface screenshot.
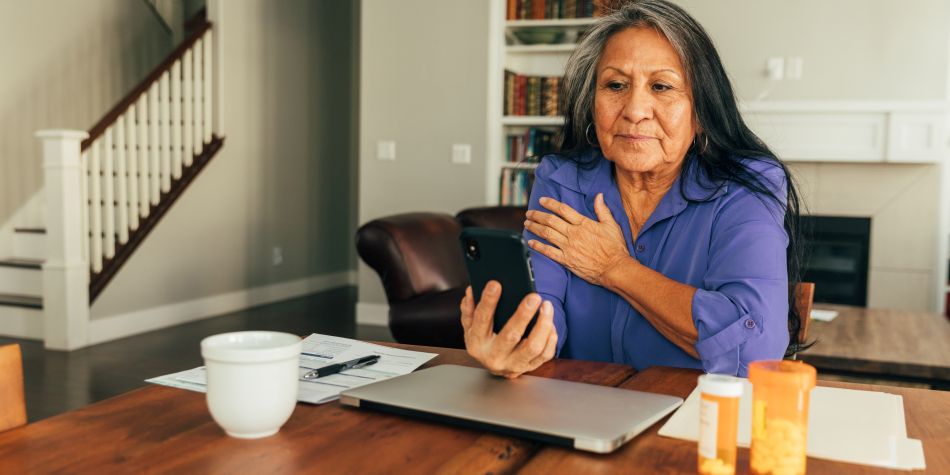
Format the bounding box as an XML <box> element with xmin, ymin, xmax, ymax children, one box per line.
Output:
<box><xmin>0</xmin><ymin>286</ymin><xmax>393</xmax><ymax>422</ymax></box>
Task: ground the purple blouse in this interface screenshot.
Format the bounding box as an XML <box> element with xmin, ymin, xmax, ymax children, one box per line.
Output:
<box><xmin>524</xmin><ymin>150</ymin><xmax>790</xmax><ymax>377</ymax></box>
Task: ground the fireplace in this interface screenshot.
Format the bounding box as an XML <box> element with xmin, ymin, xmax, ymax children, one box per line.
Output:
<box><xmin>801</xmin><ymin>216</ymin><xmax>871</xmax><ymax>306</ymax></box>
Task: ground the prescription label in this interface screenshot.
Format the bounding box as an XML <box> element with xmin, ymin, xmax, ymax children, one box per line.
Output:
<box><xmin>699</xmin><ymin>398</ymin><xmax>718</xmax><ymax>459</ymax></box>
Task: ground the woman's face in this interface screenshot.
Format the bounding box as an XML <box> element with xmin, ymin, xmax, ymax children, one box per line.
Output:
<box><xmin>593</xmin><ymin>27</ymin><xmax>697</xmax><ymax>175</ymax></box>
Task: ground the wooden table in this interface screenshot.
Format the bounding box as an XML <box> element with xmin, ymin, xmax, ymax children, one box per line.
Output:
<box><xmin>799</xmin><ymin>304</ymin><xmax>950</xmax><ymax>387</ymax></box>
<box><xmin>1</xmin><ymin>343</ymin><xmax>947</xmax><ymax>474</ymax></box>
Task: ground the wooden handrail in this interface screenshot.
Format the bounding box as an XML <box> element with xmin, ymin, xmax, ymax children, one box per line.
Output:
<box><xmin>184</xmin><ymin>7</ymin><xmax>208</xmax><ymax>34</ymax></box>
<box><xmin>81</xmin><ymin>21</ymin><xmax>212</xmax><ymax>151</ymax></box>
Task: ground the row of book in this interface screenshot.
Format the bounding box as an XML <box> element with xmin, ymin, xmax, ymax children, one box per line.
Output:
<box><xmin>505</xmin><ymin>71</ymin><xmax>562</xmax><ymax>116</ymax></box>
<box><xmin>507</xmin><ymin>128</ymin><xmax>558</xmax><ymax>163</ymax></box>
<box><xmin>507</xmin><ymin>0</ymin><xmax>597</xmax><ymax>20</ymax></box>
<box><xmin>499</xmin><ymin>168</ymin><xmax>536</xmax><ymax>206</ymax></box>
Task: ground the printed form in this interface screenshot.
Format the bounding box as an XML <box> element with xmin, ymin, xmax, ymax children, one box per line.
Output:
<box><xmin>147</xmin><ymin>334</ymin><xmax>438</xmax><ymax>404</ymax></box>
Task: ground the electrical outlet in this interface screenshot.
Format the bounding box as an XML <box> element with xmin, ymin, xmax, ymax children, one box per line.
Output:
<box><xmin>272</xmin><ymin>246</ymin><xmax>283</xmax><ymax>266</ymax></box>
<box><xmin>452</xmin><ymin>144</ymin><xmax>471</xmax><ymax>164</ymax></box>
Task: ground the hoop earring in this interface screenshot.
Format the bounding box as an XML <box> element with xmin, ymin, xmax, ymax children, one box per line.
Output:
<box><xmin>585</xmin><ymin>123</ymin><xmax>598</xmax><ymax>147</ymax></box>
<box><xmin>694</xmin><ymin>133</ymin><xmax>710</xmax><ymax>155</ymax></box>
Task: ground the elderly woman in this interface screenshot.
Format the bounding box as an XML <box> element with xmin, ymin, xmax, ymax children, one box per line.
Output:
<box><xmin>461</xmin><ymin>0</ymin><xmax>805</xmax><ymax>378</ymax></box>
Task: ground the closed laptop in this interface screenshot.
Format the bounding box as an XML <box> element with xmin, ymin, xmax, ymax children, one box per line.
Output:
<box><xmin>340</xmin><ymin>364</ymin><xmax>683</xmax><ymax>453</ymax></box>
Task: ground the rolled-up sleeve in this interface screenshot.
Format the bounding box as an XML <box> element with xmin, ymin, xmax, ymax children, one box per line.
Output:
<box><xmin>693</xmin><ymin>166</ymin><xmax>790</xmax><ymax>376</ymax></box>
<box><xmin>524</xmin><ymin>158</ymin><xmax>570</xmax><ymax>355</ymax></box>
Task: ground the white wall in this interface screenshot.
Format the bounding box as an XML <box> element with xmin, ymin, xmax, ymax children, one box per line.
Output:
<box><xmin>674</xmin><ymin>0</ymin><xmax>950</xmax><ymax>102</ymax></box>
<box><xmin>91</xmin><ymin>0</ymin><xmax>359</xmax><ymax>321</ymax></box>
<box><xmin>0</xmin><ymin>0</ymin><xmax>171</xmax><ymax>225</ymax></box>
<box><xmin>358</xmin><ymin>0</ymin><xmax>491</xmax><ymax>312</ymax></box>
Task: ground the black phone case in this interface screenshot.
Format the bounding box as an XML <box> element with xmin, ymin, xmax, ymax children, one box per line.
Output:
<box><xmin>460</xmin><ymin>228</ymin><xmax>537</xmax><ymax>335</ymax></box>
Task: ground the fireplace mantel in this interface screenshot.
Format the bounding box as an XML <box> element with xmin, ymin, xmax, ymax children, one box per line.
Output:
<box><xmin>740</xmin><ymin>101</ymin><xmax>949</xmax><ymax>163</ymax></box>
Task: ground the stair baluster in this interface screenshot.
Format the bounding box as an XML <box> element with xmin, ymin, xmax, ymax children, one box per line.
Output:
<box><xmin>102</xmin><ymin>127</ymin><xmax>116</xmax><ymax>260</ymax></box>
<box><xmin>182</xmin><ymin>50</ymin><xmax>193</xmax><ymax>167</ymax></box>
<box><xmin>89</xmin><ymin>141</ymin><xmax>103</xmax><ymax>273</ymax></box>
<box><xmin>192</xmin><ymin>40</ymin><xmax>203</xmax><ymax>158</ymax></box>
<box><xmin>159</xmin><ymin>71</ymin><xmax>171</xmax><ymax>193</ymax></box>
<box><xmin>126</xmin><ymin>107</ymin><xmax>140</xmax><ymax>231</ymax></box>
<box><xmin>203</xmin><ymin>32</ymin><xmax>214</xmax><ymax>143</ymax></box>
<box><xmin>171</xmin><ymin>61</ymin><xmax>183</xmax><ymax>179</ymax></box>
<box><xmin>115</xmin><ymin>119</ymin><xmax>129</xmax><ymax>244</ymax></box>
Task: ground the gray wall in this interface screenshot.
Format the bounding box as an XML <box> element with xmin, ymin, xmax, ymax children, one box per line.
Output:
<box><xmin>92</xmin><ymin>0</ymin><xmax>358</xmax><ymax>318</ymax></box>
<box><xmin>0</xmin><ymin>0</ymin><xmax>171</xmax><ymax>225</ymax></box>
<box><xmin>358</xmin><ymin>0</ymin><xmax>491</xmax><ymax>308</ymax></box>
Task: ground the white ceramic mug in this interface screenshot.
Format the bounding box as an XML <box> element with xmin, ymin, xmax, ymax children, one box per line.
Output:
<box><xmin>200</xmin><ymin>331</ymin><xmax>301</xmax><ymax>439</ymax></box>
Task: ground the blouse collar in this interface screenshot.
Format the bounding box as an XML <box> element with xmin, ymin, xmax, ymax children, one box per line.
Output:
<box><xmin>546</xmin><ymin>149</ymin><xmax>729</xmax><ymax>234</ymax></box>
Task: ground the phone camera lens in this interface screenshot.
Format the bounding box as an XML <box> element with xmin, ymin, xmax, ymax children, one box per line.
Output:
<box><xmin>464</xmin><ymin>239</ymin><xmax>480</xmax><ymax>261</ymax></box>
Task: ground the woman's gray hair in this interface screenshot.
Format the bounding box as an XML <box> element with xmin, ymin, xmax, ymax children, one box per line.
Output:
<box><xmin>560</xmin><ymin>0</ymin><xmax>730</xmax><ymax>155</ymax></box>
<box><xmin>556</xmin><ymin>0</ymin><xmax>811</xmax><ymax>358</ymax></box>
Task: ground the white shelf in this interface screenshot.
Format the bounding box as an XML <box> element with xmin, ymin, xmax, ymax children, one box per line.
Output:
<box><xmin>506</xmin><ymin>43</ymin><xmax>577</xmax><ymax>54</ymax></box>
<box><xmin>501</xmin><ymin>116</ymin><xmax>565</xmax><ymax>126</ymax></box>
<box><xmin>488</xmin><ymin>1</ymin><xmax>586</xmax><ymax>205</ymax></box>
<box><xmin>500</xmin><ymin>162</ymin><xmax>540</xmax><ymax>170</ymax></box>
<box><xmin>506</xmin><ymin>18</ymin><xmax>597</xmax><ymax>28</ymax></box>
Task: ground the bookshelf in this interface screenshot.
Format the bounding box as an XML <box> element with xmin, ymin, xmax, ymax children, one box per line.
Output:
<box><xmin>486</xmin><ymin>0</ymin><xmax>597</xmax><ymax>205</ymax></box>
<box><xmin>506</xmin><ymin>44</ymin><xmax>578</xmax><ymax>54</ymax></box>
<box><xmin>506</xmin><ymin>18</ymin><xmax>598</xmax><ymax>28</ymax></box>
<box><xmin>500</xmin><ymin>116</ymin><xmax>565</xmax><ymax>126</ymax></box>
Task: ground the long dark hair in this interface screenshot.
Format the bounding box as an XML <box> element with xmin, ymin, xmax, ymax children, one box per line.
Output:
<box><xmin>559</xmin><ymin>0</ymin><xmax>810</xmax><ymax>356</ymax></box>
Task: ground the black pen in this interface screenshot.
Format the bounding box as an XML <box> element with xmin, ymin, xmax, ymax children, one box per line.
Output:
<box><xmin>302</xmin><ymin>354</ymin><xmax>380</xmax><ymax>380</ymax></box>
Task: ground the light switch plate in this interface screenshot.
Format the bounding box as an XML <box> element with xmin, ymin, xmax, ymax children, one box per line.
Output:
<box><xmin>377</xmin><ymin>141</ymin><xmax>396</xmax><ymax>161</ymax></box>
<box><xmin>766</xmin><ymin>57</ymin><xmax>784</xmax><ymax>80</ymax></box>
<box><xmin>786</xmin><ymin>57</ymin><xmax>803</xmax><ymax>80</ymax></box>
<box><xmin>452</xmin><ymin>144</ymin><xmax>471</xmax><ymax>164</ymax></box>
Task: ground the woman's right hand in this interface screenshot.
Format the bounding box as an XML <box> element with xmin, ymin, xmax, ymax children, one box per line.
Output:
<box><xmin>459</xmin><ymin>280</ymin><xmax>558</xmax><ymax>379</ymax></box>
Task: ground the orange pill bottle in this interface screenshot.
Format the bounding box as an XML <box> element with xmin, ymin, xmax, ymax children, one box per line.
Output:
<box><xmin>697</xmin><ymin>374</ymin><xmax>743</xmax><ymax>475</ymax></box>
<box><xmin>748</xmin><ymin>360</ymin><xmax>817</xmax><ymax>475</ymax></box>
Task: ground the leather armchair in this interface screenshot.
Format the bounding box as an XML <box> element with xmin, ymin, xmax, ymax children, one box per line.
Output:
<box><xmin>356</xmin><ymin>207</ymin><xmax>527</xmax><ymax>349</ymax></box>
<box><xmin>356</xmin><ymin>212</ymin><xmax>468</xmax><ymax>348</ymax></box>
<box><xmin>456</xmin><ymin>205</ymin><xmax>528</xmax><ymax>231</ymax></box>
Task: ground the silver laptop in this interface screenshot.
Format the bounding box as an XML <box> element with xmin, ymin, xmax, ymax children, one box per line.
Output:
<box><xmin>339</xmin><ymin>364</ymin><xmax>683</xmax><ymax>453</ymax></box>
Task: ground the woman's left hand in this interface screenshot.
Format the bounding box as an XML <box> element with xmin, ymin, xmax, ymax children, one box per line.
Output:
<box><xmin>525</xmin><ymin>193</ymin><xmax>632</xmax><ymax>287</ymax></box>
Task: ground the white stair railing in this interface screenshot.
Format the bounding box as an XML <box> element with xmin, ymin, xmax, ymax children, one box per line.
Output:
<box><xmin>37</xmin><ymin>22</ymin><xmax>218</xmax><ymax>350</ymax></box>
<box><xmin>81</xmin><ymin>25</ymin><xmax>215</xmax><ymax>275</ymax></box>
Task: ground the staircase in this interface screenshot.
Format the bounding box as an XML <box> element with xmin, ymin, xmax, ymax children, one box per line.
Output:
<box><xmin>0</xmin><ymin>228</ymin><xmax>44</xmax><ymax>336</ymax></box>
<box><xmin>0</xmin><ymin>12</ymin><xmax>223</xmax><ymax>350</ymax></box>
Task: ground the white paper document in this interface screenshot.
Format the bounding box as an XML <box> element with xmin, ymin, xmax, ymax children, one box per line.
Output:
<box><xmin>810</xmin><ymin>308</ymin><xmax>839</xmax><ymax>322</ymax></box>
<box><xmin>147</xmin><ymin>334</ymin><xmax>438</xmax><ymax>404</ymax></box>
<box><xmin>657</xmin><ymin>379</ymin><xmax>926</xmax><ymax>471</ymax></box>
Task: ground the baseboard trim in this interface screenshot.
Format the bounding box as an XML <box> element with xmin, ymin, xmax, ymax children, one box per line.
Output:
<box><xmin>88</xmin><ymin>270</ymin><xmax>357</xmax><ymax>345</ymax></box>
<box><xmin>0</xmin><ymin>305</ymin><xmax>43</xmax><ymax>340</ymax></box>
<box><xmin>356</xmin><ymin>301</ymin><xmax>388</xmax><ymax>326</ymax></box>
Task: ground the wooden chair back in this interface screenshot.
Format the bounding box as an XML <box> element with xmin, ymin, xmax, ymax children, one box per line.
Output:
<box><xmin>794</xmin><ymin>282</ymin><xmax>816</xmax><ymax>344</ymax></box>
<box><xmin>0</xmin><ymin>344</ymin><xmax>27</xmax><ymax>431</ymax></box>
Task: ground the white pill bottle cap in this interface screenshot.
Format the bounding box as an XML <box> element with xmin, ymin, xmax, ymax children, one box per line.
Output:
<box><xmin>698</xmin><ymin>373</ymin><xmax>744</xmax><ymax>398</ymax></box>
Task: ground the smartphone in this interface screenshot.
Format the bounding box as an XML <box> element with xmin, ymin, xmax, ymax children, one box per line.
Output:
<box><xmin>459</xmin><ymin>227</ymin><xmax>537</xmax><ymax>335</ymax></box>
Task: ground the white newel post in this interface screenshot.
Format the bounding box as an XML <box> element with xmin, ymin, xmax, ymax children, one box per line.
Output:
<box><xmin>37</xmin><ymin>129</ymin><xmax>90</xmax><ymax>350</ymax></box>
